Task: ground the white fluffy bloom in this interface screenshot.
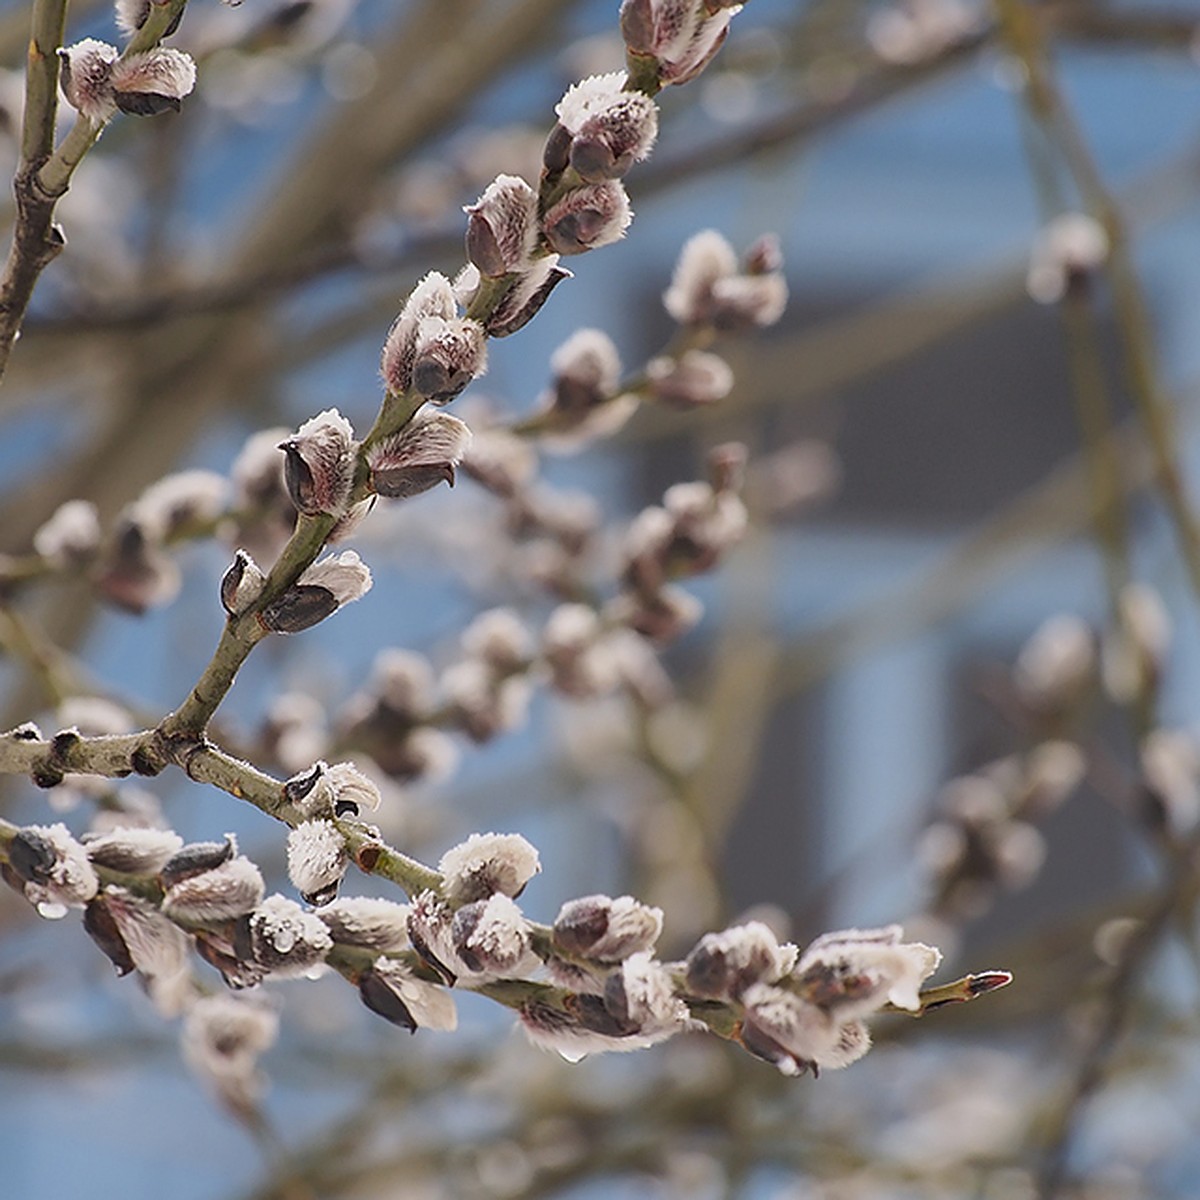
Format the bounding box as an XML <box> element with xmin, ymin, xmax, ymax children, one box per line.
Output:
<box><xmin>298</xmin><ymin>549</ymin><xmax>373</xmax><ymax>607</ymax></box>
<box><xmin>247</xmin><ymin>894</ymin><xmax>333</xmax><ymax>976</ymax></box>
<box><xmin>553</xmin><ymin>73</ymin><xmax>658</xmax><ymax>181</ymax></box>
<box><xmin>685</xmin><ymin>921</ymin><xmax>797</xmax><ymax>999</ymax></box>
<box><xmin>100</xmin><ymin>887</ymin><xmax>190</xmax><ymax>990</ymax></box>
<box><xmin>663</xmin><ymin>228</ymin><xmax>787</xmax><ymax>329</ymax></box>
<box><xmin>288</xmin><ymin>760</ymin><xmax>383</xmax><ymax>820</ymax></box>
<box><xmin>552</xmin><ymin>893</ymin><xmax>663</xmax><ymax>964</ymax></box>
<box><xmin>83</xmin><ymin>826</ymin><xmax>183</xmax><ymax>874</ymax></box>
<box><xmin>461</xmin><ymin>607</ymin><xmax>533</xmax><ymax>673</ymax></box>
<box><xmin>451</xmin><ymin>892</ymin><xmax>538</xmax><ymax>979</ymax></box>
<box><xmin>286</xmin><ymin>820</ymin><xmax>348</xmax><ymax>906</ymax></box>
<box><xmin>10</xmin><ymin>823</ymin><xmax>99</xmax><ymax>915</ymax></box>
<box><xmin>1027</xmin><ymin>211</ymin><xmax>1109</xmax><ymax>304</ymax></box>
<box><xmin>182</xmin><ymin>995</ymin><xmax>279</xmax><ymax>1112</ymax></box>
<box><xmin>664</xmin><ymin>230</ymin><xmax>738</xmax><ymax>324</ymax></box>
<box><xmin>608</xmin><ymin>952</ymin><xmax>689</xmax><ymax>1032</ymax></box>
<box><xmin>162</xmin><ymin>856</ymin><xmax>265</xmax><ymax>924</ymax></box>
<box><xmin>1014</xmin><ymin>613</ymin><xmax>1095</xmax><ymax>710</ymax></box>
<box><xmin>279</xmin><ymin>408</ymin><xmax>356</xmax><ymax>518</ymax></box>
<box><xmin>465</xmin><ymin>174</ymin><xmax>540</xmax><ymax>276</ymax></box>
<box><xmin>367</xmin><ymin>408</ymin><xmax>472</xmax><ymax>500</ymax></box>
<box><xmin>1103</xmin><ymin>583</ymin><xmax>1171</xmax><ymax>704</ymax></box>
<box><xmin>438</xmin><ymin>831</ymin><xmax>541</xmax><ymax>905</ymax></box>
<box><xmin>130</xmin><ymin>469</ymin><xmax>229</xmax><ymax>541</ymax></box>
<box><xmin>442</xmin><ymin>659</ymin><xmax>532</xmax><ymax>742</ymax></box>
<box><xmin>109</xmin><ymin>47</ymin><xmax>196</xmax><ymax>114</ymax></box>
<box><xmin>741</xmin><ymin>984</ymin><xmax>872</xmax><ymax>1075</ymax></box>
<box><xmin>367</xmin><ymin>956</ymin><xmax>458</xmax><ymax>1031</ymax></box>
<box><xmin>541</xmin><ymin>180</ymin><xmax>632</xmax><ymax>256</ymax></box>
<box><xmin>316</xmin><ymin>896</ymin><xmax>411</xmax><ymax>951</ymax></box>
<box><xmin>381</xmin><ymin>272</ymin><xmax>458</xmax><ymax>392</ymax></box>
<box><xmin>33</xmin><ymin>500</ymin><xmax>101</xmax><ymax>567</ymax></box>
<box><xmin>795</xmin><ymin>925</ymin><xmax>942</xmax><ymax>1017</ymax></box>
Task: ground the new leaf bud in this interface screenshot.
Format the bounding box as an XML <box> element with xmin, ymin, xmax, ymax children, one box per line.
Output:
<box><xmin>278</xmin><ymin>409</ymin><xmax>356</xmax><ymax>518</ymax></box>
<box><xmin>465</xmin><ymin>174</ymin><xmax>539</xmax><ymax>277</ymax></box>
<box><xmin>367</xmin><ymin>409</ymin><xmax>472</xmax><ymax>500</ymax></box>
<box><xmin>110</xmin><ymin>48</ymin><xmax>196</xmax><ymax>116</ymax></box>
<box><xmin>220</xmin><ymin>549</ymin><xmax>267</xmax><ymax>617</ymax></box>
<box><xmin>542</xmin><ymin>181</ymin><xmax>632</xmax><ymax>256</ymax></box>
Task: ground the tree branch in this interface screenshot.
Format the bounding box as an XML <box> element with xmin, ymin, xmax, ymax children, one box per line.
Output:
<box><xmin>0</xmin><ymin>0</ymin><xmax>189</xmax><ymax>383</ymax></box>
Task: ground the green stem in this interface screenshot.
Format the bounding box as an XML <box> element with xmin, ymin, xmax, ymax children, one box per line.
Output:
<box><xmin>20</xmin><ymin>0</ymin><xmax>67</xmax><ymax>167</ymax></box>
<box><xmin>159</xmin><ymin>511</ymin><xmax>335</xmax><ymax>738</ymax></box>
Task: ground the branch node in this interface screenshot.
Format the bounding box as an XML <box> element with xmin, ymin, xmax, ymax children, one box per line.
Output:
<box><xmin>131</xmin><ymin>742</ymin><xmax>167</xmax><ymax>776</ymax></box>
<box><xmin>30</xmin><ymin>760</ymin><xmax>64</xmax><ymax>789</ymax></box>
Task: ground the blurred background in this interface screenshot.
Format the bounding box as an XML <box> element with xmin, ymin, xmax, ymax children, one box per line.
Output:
<box><xmin>2</xmin><ymin>0</ymin><xmax>1200</xmax><ymax>1197</ymax></box>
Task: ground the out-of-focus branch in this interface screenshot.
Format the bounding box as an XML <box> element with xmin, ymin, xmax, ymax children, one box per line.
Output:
<box><xmin>1034</xmin><ymin>827</ymin><xmax>1200</xmax><ymax>1199</ymax></box>
<box><xmin>18</xmin><ymin>27</ymin><xmax>983</xmax><ymax>339</ymax></box>
<box><xmin>0</xmin><ymin>602</ymin><xmax>80</xmax><ymax>705</ymax></box>
<box><xmin>771</xmin><ymin>414</ymin><xmax>1157</xmax><ymax>698</ymax></box>
<box><xmin>0</xmin><ymin>0</ymin><xmax>69</xmax><ymax>382</ymax></box>
<box><xmin>997</xmin><ymin>0</ymin><xmax>1200</xmax><ymax>603</ymax></box>
<box><xmin>0</xmin><ymin>0</ymin><xmax>189</xmax><ymax>382</ymax></box>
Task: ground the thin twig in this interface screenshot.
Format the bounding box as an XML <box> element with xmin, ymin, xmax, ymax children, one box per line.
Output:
<box><xmin>0</xmin><ymin>0</ymin><xmax>190</xmax><ymax>383</ymax></box>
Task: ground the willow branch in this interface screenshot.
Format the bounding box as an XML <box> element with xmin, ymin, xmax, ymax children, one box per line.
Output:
<box><xmin>995</xmin><ymin>0</ymin><xmax>1200</xmax><ymax>603</ymax></box>
<box><xmin>0</xmin><ymin>723</ymin><xmax>443</xmax><ymax>896</ymax></box>
<box><xmin>0</xmin><ymin>0</ymin><xmax>190</xmax><ymax>384</ymax></box>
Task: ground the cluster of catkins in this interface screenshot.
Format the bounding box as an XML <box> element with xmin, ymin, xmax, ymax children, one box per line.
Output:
<box><xmin>2</xmin><ymin>784</ymin><xmax>943</xmax><ymax>1083</ymax></box>
<box><xmin>6</xmin><ymin>0</ymin><xmax>941</xmax><ymax>1102</ymax></box>
<box><xmin>918</xmin><ymin>581</ymin><xmax>1194</xmax><ymax>923</ymax></box>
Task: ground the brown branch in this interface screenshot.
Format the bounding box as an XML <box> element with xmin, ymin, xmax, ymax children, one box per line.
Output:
<box><xmin>0</xmin><ymin>0</ymin><xmax>190</xmax><ymax>383</ymax></box>
<box><xmin>0</xmin><ymin>723</ymin><xmax>443</xmax><ymax>896</ymax></box>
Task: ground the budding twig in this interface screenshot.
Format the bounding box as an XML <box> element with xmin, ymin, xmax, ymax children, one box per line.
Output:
<box><xmin>885</xmin><ymin>970</ymin><xmax>1015</xmax><ymax>1015</ymax></box>
<box><xmin>0</xmin><ymin>0</ymin><xmax>190</xmax><ymax>383</ymax></box>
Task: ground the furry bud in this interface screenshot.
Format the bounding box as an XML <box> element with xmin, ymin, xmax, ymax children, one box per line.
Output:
<box><xmin>9</xmin><ymin>823</ymin><xmax>98</xmax><ymax>913</ymax></box>
<box><xmin>367</xmin><ymin>409</ymin><xmax>472</xmax><ymax>499</ymax></box>
<box><xmin>83</xmin><ymin>826</ymin><xmax>183</xmax><ymax>875</ymax></box>
<box><xmin>542</xmin><ymin>181</ymin><xmax>632</xmax><ymax>256</ymax></box>
<box><xmin>245</xmin><ymin>894</ymin><xmax>333</xmax><ymax>975</ymax></box>
<box><xmin>484</xmin><ymin>257</ymin><xmax>572</xmax><ymax>338</ymax></box>
<box><xmin>465</xmin><ymin>174</ymin><xmax>539</xmax><ymax>277</ymax></box>
<box><xmin>450</xmin><ymin>893</ymin><xmax>534</xmax><ymax>976</ymax></box>
<box><xmin>664</xmin><ymin>229</ymin><xmax>788</xmax><ymax>329</ymax></box>
<box><xmin>278</xmin><ymin>409</ymin><xmax>356</xmax><ymax>517</ymax></box>
<box><xmin>96</xmin><ymin>517</ymin><xmax>181</xmax><ymax>614</ymax></box>
<box><xmin>438</xmin><ymin>831</ymin><xmax>541</xmax><ymax>906</ymax></box>
<box><xmin>260</xmin><ymin>551</ymin><xmax>372</xmax><ymax>634</ymax></box>
<box><xmin>110</xmin><ymin>48</ymin><xmax>196</xmax><ymax>116</ymax></box>
<box><xmin>646</xmin><ymin>349</ymin><xmax>733</xmax><ymax>408</ymax></box>
<box><xmin>33</xmin><ymin>500</ymin><xmax>101</xmax><ymax>568</ymax></box>
<box><xmin>59</xmin><ymin>39</ymin><xmax>119</xmax><ymax>122</ymax></box>
<box><xmin>380</xmin><ymin>272</ymin><xmax>457</xmax><ymax>395</ymax></box>
<box><xmin>316</xmin><ymin>896</ymin><xmax>411</xmax><ymax>951</ymax></box>
<box><xmin>554</xmin><ymin>73</ymin><xmax>658</xmax><ymax>182</ymax></box>
<box><xmin>552</xmin><ymin>893</ymin><xmax>663</xmax><ymax>962</ymax></box>
<box><xmin>685</xmin><ymin>921</ymin><xmax>796</xmax><ymax>999</ymax></box>
<box><xmin>220</xmin><ymin>549</ymin><xmax>267</xmax><ymax>616</ymax></box>
<box><xmin>286</xmin><ymin>820</ymin><xmax>348</xmax><ymax>906</ymax></box>
<box><xmin>162</xmin><ymin>854</ymin><xmax>265</xmax><ymax>924</ymax></box>
<box><xmin>410</xmin><ymin>317</ymin><xmax>487</xmax><ymax>404</ymax></box>
<box><xmin>361</xmin><ymin>957</ymin><xmax>457</xmax><ymax>1031</ymax></box>
<box><xmin>619</xmin><ymin>0</ymin><xmax>735</xmax><ymax>87</ymax></box>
